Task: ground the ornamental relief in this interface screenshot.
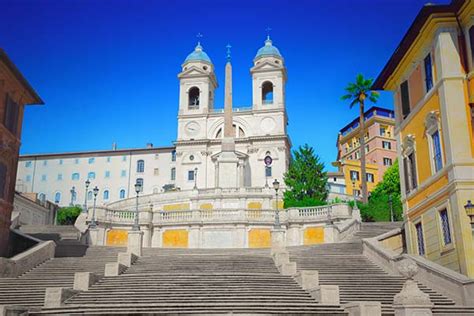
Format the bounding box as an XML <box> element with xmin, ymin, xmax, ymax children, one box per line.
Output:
<box><xmin>402</xmin><ymin>134</ymin><xmax>416</xmax><ymax>156</ymax></box>
<box><xmin>424</xmin><ymin>111</ymin><xmax>440</xmax><ymax>133</ymax></box>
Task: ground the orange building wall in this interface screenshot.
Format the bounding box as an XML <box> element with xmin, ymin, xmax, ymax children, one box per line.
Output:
<box><xmin>408</xmin><ymin>64</ymin><xmax>424</xmax><ymax>108</ymax></box>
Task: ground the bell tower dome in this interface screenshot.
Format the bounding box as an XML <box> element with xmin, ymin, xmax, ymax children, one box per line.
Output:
<box><xmin>250</xmin><ymin>36</ymin><xmax>287</xmax><ymax>110</ymax></box>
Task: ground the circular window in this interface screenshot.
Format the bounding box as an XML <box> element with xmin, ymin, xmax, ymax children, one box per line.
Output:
<box><xmin>275</xmin><ymin>60</ymin><xmax>280</xmax><ymax>64</ymax></box>
<box><xmin>203</xmin><ymin>66</ymin><xmax>208</xmax><ymax>70</ymax></box>
<box><xmin>189</xmin><ymin>155</ymin><xmax>195</xmax><ymax>161</ymax></box>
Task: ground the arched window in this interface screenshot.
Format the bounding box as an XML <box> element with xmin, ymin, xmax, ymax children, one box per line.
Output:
<box><xmin>188</xmin><ymin>87</ymin><xmax>200</xmax><ymax>109</ymax></box>
<box><xmin>88</xmin><ymin>172</ymin><xmax>96</xmax><ymax>179</ymax></box>
<box><xmin>72</xmin><ymin>173</ymin><xmax>80</xmax><ymax>180</ymax></box>
<box><xmin>54</xmin><ymin>192</ymin><xmax>61</xmax><ymax>203</ymax></box>
<box><xmin>262</xmin><ymin>81</ymin><xmax>274</xmax><ymax>104</ymax></box>
<box><xmin>103</xmin><ymin>190</ymin><xmax>109</xmax><ymax>200</ymax></box>
<box><xmin>87</xmin><ymin>191</ymin><xmax>93</xmax><ymax>200</ymax></box>
<box><xmin>38</xmin><ymin>193</ymin><xmax>46</xmax><ymax>202</ymax></box>
<box><xmin>171</xmin><ymin>150</ymin><xmax>177</xmax><ymax>162</ymax></box>
<box><xmin>119</xmin><ymin>189</ymin><xmax>126</xmax><ymax>199</ymax></box>
<box><xmin>215</xmin><ymin>124</ymin><xmax>246</xmax><ymax>138</ymax></box>
<box><xmin>137</xmin><ymin>160</ymin><xmax>145</xmax><ymax>173</ymax></box>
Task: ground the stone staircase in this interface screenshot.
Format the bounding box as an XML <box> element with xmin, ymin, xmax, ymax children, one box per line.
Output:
<box><xmin>0</xmin><ymin>246</ymin><xmax>123</xmax><ymax>308</ymax></box>
<box><xmin>19</xmin><ymin>225</ymin><xmax>87</xmax><ymax>257</ymax></box>
<box><xmin>348</xmin><ymin>221</ymin><xmax>402</xmax><ymax>241</ymax></box>
<box><xmin>34</xmin><ymin>248</ymin><xmax>348</xmax><ymax>315</ymax></box>
<box><xmin>288</xmin><ymin>228</ymin><xmax>474</xmax><ymax>315</ymax></box>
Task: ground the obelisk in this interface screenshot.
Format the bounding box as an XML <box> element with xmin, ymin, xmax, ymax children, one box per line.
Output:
<box><xmin>217</xmin><ymin>45</ymin><xmax>239</xmax><ymax>188</ymax></box>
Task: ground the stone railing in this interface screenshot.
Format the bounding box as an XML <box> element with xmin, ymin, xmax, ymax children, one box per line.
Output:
<box><xmin>93</xmin><ymin>204</ymin><xmax>351</xmax><ymax>226</ymax></box>
<box><xmin>363</xmin><ymin>228</ymin><xmax>474</xmax><ymax>306</ymax></box>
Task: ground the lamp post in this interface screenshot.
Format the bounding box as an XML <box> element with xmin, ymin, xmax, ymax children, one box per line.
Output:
<box><xmin>194</xmin><ymin>168</ymin><xmax>198</xmax><ymax>190</ymax></box>
<box><xmin>83</xmin><ymin>179</ymin><xmax>90</xmax><ymax>213</ymax></box>
<box><xmin>70</xmin><ymin>186</ymin><xmax>76</xmax><ymax>206</ymax></box>
<box><xmin>90</xmin><ymin>186</ymin><xmax>99</xmax><ymax>228</ymax></box>
<box><xmin>388</xmin><ymin>194</ymin><xmax>394</xmax><ymax>222</ymax></box>
<box><xmin>133</xmin><ymin>181</ymin><xmax>142</xmax><ymax>231</ymax></box>
<box><xmin>464</xmin><ymin>200</ymin><xmax>474</xmax><ymax>232</ymax></box>
<box><xmin>273</xmin><ymin>179</ymin><xmax>280</xmax><ymax>228</ymax></box>
<box><xmin>352</xmin><ymin>179</ymin><xmax>359</xmax><ymax>211</ymax></box>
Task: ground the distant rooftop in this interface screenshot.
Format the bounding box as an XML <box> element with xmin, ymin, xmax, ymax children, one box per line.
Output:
<box><xmin>340</xmin><ymin>106</ymin><xmax>395</xmax><ymax>136</ymax></box>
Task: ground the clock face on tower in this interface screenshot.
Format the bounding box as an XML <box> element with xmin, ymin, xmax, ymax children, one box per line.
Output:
<box><xmin>185</xmin><ymin>121</ymin><xmax>201</xmax><ymax>136</ymax></box>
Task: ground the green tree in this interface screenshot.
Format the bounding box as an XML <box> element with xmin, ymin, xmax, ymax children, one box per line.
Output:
<box><xmin>361</xmin><ymin>160</ymin><xmax>403</xmax><ymax>222</ymax></box>
<box><xmin>56</xmin><ymin>206</ymin><xmax>82</xmax><ymax>225</ymax></box>
<box><xmin>342</xmin><ymin>74</ymin><xmax>379</xmax><ymax>203</ymax></box>
<box><xmin>283</xmin><ymin>144</ymin><xmax>328</xmax><ymax>208</ymax></box>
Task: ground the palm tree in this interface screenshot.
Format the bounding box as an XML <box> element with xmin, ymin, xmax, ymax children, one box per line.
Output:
<box><xmin>342</xmin><ymin>74</ymin><xmax>379</xmax><ymax>204</ymax></box>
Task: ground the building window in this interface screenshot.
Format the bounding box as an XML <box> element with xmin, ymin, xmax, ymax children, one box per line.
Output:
<box><xmin>103</xmin><ymin>190</ymin><xmax>109</xmax><ymax>200</ymax></box>
<box><xmin>72</xmin><ymin>173</ymin><xmax>80</xmax><ymax>180</ymax></box>
<box><xmin>188</xmin><ymin>87</ymin><xmax>200</xmax><ymax>109</ymax></box>
<box><xmin>154</xmin><ymin>154</ymin><xmax>159</xmax><ymax>160</ymax></box>
<box><xmin>26</xmin><ymin>175</ymin><xmax>32</xmax><ymax>182</ymax></box>
<box><xmin>38</xmin><ymin>193</ymin><xmax>46</xmax><ymax>203</ymax></box>
<box><xmin>0</xmin><ymin>163</ymin><xmax>7</xmax><ymax>199</ymax></box>
<box><xmin>415</xmin><ymin>222</ymin><xmax>425</xmax><ymax>256</ymax></box>
<box><xmin>136</xmin><ymin>178</ymin><xmax>144</xmax><ymax>191</ymax></box>
<box><xmin>88</xmin><ymin>158</ymin><xmax>95</xmax><ymax>164</ymax></box>
<box><xmin>137</xmin><ymin>160</ymin><xmax>145</xmax><ymax>173</ymax></box>
<box><xmin>119</xmin><ymin>189</ymin><xmax>126</xmax><ymax>199</ymax></box>
<box><xmin>382</xmin><ymin>141</ymin><xmax>391</xmax><ymax>150</ymax></box>
<box><xmin>43</xmin><ymin>160</ymin><xmax>47</xmax><ymax>166</ymax></box>
<box><xmin>353</xmin><ymin>189</ymin><xmax>361</xmax><ymax>196</ymax></box>
<box><xmin>265</xmin><ymin>166</ymin><xmax>272</xmax><ymax>177</ymax></box>
<box><xmin>366</xmin><ymin>173</ymin><xmax>374</xmax><ymax>183</ymax></box>
<box><xmin>431</xmin><ymin>130</ymin><xmax>443</xmax><ymax>173</ymax></box>
<box><xmin>424</xmin><ymin>53</ymin><xmax>433</xmax><ymax>91</ymax></box>
<box><xmin>75</xmin><ymin>158</ymin><xmax>79</xmax><ymax>164</ymax></box>
<box><xmin>122</xmin><ymin>156</ymin><xmax>127</xmax><ymax>162</ymax></box>
<box><xmin>171</xmin><ymin>167</ymin><xmax>176</xmax><ymax>181</ymax></box>
<box><xmin>439</xmin><ymin>209</ymin><xmax>452</xmax><ymax>246</ymax></box>
<box><xmin>383</xmin><ymin>157</ymin><xmax>393</xmax><ymax>166</ymax></box>
<box><xmin>105</xmin><ymin>171</ymin><xmax>110</xmax><ymax>178</ymax></box>
<box><xmin>54</xmin><ymin>192</ymin><xmax>61</xmax><ymax>203</ymax></box>
<box><xmin>88</xmin><ymin>172</ymin><xmax>96</xmax><ymax>179</ymax></box>
<box><xmin>400</xmin><ymin>80</ymin><xmax>411</xmax><ymax>119</ymax></box>
<box><xmin>4</xmin><ymin>94</ymin><xmax>19</xmax><ymax>136</ymax></box>
<box><xmin>106</xmin><ymin>157</ymin><xmax>111</xmax><ymax>163</ymax></box>
<box><xmin>379</xmin><ymin>127</ymin><xmax>386</xmax><ymax>136</ymax></box>
<box><xmin>87</xmin><ymin>191</ymin><xmax>93</xmax><ymax>200</ymax></box>
<box><xmin>350</xmin><ymin>170</ymin><xmax>359</xmax><ymax>181</ymax></box>
<box><xmin>121</xmin><ymin>170</ymin><xmax>126</xmax><ymax>177</ymax></box>
<box><xmin>25</xmin><ymin>161</ymin><xmax>32</xmax><ymax>168</ymax></box>
<box><xmin>171</xmin><ymin>150</ymin><xmax>176</xmax><ymax>162</ymax></box>
<box><xmin>365</xmin><ymin>145</ymin><xmax>369</xmax><ymax>153</ymax></box>
<box><xmin>355</xmin><ymin>151</ymin><xmax>360</xmax><ymax>159</ymax></box>
<box><xmin>154</xmin><ymin>168</ymin><xmax>159</xmax><ymax>176</ymax></box>
<box><xmin>41</xmin><ymin>175</ymin><xmax>47</xmax><ymax>181</ymax></box>
<box><xmin>59</xmin><ymin>159</ymin><xmax>63</xmax><ymax>165</ymax></box>
<box><xmin>57</xmin><ymin>173</ymin><xmax>63</xmax><ymax>181</ymax></box>
<box><xmin>188</xmin><ymin>170</ymin><xmax>195</xmax><ymax>181</ymax></box>
<box><xmin>262</xmin><ymin>81</ymin><xmax>274</xmax><ymax>104</ymax></box>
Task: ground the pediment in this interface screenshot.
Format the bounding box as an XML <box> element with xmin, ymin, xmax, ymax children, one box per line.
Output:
<box><xmin>251</xmin><ymin>60</ymin><xmax>283</xmax><ymax>72</ymax></box>
<box><xmin>178</xmin><ymin>66</ymin><xmax>209</xmax><ymax>78</ymax></box>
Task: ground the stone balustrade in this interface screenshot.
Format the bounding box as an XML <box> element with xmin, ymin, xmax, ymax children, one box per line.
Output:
<box><xmin>91</xmin><ymin>204</ymin><xmax>351</xmax><ymax>227</ymax></box>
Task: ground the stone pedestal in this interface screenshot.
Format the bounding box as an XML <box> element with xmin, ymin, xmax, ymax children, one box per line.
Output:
<box><xmin>73</xmin><ymin>272</ymin><xmax>99</xmax><ymax>291</ymax></box>
<box><xmin>44</xmin><ymin>288</ymin><xmax>78</xmax><ymax>308</ymax></box>
<box><xmin>118</xmin><ymin>252</ymin><xmax>138</xmax><ymax>267</ymax></box>
<box><xmin>271</xmin><ymin>228</ymin><xmax>286</xmax><ymax>254</ymax></box>
<box><xmin>295</xmin><ymin>270</ymin><xmax>319</xmax><ymax>290</ymax></box>
<box><xmin>344</xmin><ymin>302</ymin><xmax>381</xmax><ymax>316</ymax></box>
<box><xmin>216</xmin><ymin>138</ymin><xmax>239</xmax><ymax>189</ymax></box>
<box><xmin>88</xmin><ymin>227</ymin><xmax>104</xmax><ymax>246</ymax></box>
<box><xmin>324</xmin><ymin>224</ymin><xmax>339</xmax><ymax>243</ymax></box>
<box><xmin>309</xmin><ymin>285</ymin><xmax>340</xmax><ymax>305</ymax></box>
<box><xmin>127</xmin><ymin>230</ymin><xmax>144</xmax><ymax>256</ymax></box>
<box><xmin>104</xmin><ymin>263</ymin><xmax>126</xmax><ymax>277</ymax></box>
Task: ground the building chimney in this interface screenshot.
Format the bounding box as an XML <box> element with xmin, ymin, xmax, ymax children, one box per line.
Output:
<box><xmin>146</xmin><ymin>143</ymin><xmax>153</xmax><ymax>148</ymax></box>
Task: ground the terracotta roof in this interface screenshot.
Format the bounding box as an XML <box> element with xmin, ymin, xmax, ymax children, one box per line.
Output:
<box><xmin>0</xmin><ymin>49</ymin><xmax>43</xmax><ymax>105</ymax></box>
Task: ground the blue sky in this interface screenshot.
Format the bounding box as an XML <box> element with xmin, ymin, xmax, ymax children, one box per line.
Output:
<box><xmin>2</xmin><ymin>0</ymin><xmax>447</xmax><ymax>170</ymax></box>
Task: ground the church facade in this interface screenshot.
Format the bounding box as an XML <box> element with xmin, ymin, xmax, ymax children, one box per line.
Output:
<box><xmin>16</xmin><ymin>37</ymin><xmax>291</xmax><ymax>208</ymax></box>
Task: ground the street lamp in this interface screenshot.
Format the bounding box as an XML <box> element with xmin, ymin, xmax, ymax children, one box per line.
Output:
<box><xmin>352</xmin><ymin>179</ymin><xmax>359</xmax><ymax>211</ymax></box>
<box><xmin>133</xmin><ymin>180</ymin><xmax>142</xmax><ymax>231</ymax></box>
<box><xmin>90</xmin><ymin>186</ymin><xmax>99</xmax><ymax>228</ymax></box>
<box><xmin>273</xmin><ymin>179</ymin><xmax>280</xmax><ymax>228</ymax></box>
<box><xmin>70</xmin><ymin>186</ymin><xmax>76</xmax><ymax>206</ymax></box>
<box><xmin>388</xmin><ymin>194</ymin><xmax>394</xmax><ymax>222</ymax></box>
<box><xmin>464</xmin><ymin>200</ymin><xmax>474</xmax><ymax>231</ymax></box>
<box><xmin>194</xmin><ymin>168</ymin><xmax>198</xmax><ymax>190</ymax></box>
<box><xmin>83</xmin><ymin>179</ymin><xmax>90</xmax><ymax>213</ymax></box>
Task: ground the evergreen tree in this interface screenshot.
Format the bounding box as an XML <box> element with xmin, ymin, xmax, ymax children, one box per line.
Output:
<box><xmin>283</xmin><ymin>144</ymin><xmax>328</xmax><ymax>207</ymax></box>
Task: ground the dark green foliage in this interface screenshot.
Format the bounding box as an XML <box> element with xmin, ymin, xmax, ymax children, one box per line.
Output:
<box><xmin>56</xmin><ymin>206</ymin><xmax>82</xmax><ymax>225</ymax></box>
<box><xmin>351</xmin><ymin>160</ymin><xmax>403</xmax><ymax>222</ymax></box>
<box><xmin>283</xmin><ymin>144</ymin><xmax>328</xmax><ymax>208</ymax></box>
<box><xmin>341</xmin><ymin>74</ymin><xmax>379</xmax><ymax>107</ymax></box>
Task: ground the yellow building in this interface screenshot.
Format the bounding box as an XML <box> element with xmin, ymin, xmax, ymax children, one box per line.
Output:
<box><xmin>373</xmin><ymin>0</ymin><xmax>474</xmax><ymax>277</ymax></box>
<box><xmin>333</xmin><ymin>106</ymin><xmax>397</xmax><ymax>197</ymax></box>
